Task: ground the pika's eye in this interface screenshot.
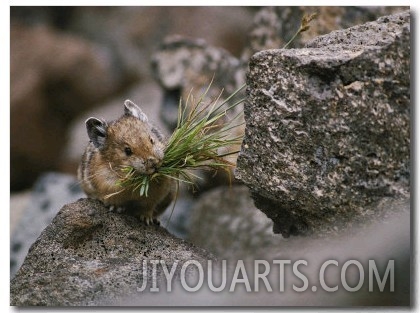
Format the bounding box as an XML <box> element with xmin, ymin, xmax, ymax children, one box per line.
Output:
<box><xmin>124</xmin><ymin>147</ymin><xmax>133</xmax><ymax>156</ymax></box>
<box><xmin>150</xmin><ymin>137</ymin><xmax>155</xmax><ymax>145</ymax></box>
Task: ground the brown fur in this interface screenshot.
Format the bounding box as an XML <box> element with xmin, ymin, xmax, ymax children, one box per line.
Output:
<box><xmin>78</xmin><ymin>101</ymin><xmax>176</xmax><ymax>224</ymax></box>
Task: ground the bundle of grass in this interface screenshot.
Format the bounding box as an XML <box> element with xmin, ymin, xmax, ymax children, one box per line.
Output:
<box><xmin>114</xmin><ymin>83</ymin><xmax>245</xmax><ymax>198</ymax></box>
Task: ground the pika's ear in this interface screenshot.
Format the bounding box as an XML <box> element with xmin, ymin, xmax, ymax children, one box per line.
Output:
<box><xmin>86</xmin><ymin>117</ymin><xmax>108</xmax><ymax>149</ymax></box>
<box><xmin>124</xmin><ymin>100</ymin><xmax>148</xmax><ymax>122</ymax></box>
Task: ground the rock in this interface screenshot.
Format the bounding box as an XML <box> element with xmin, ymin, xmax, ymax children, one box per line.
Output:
<box><xmin>10</xmin><ymin>190</ymin><xmax>31</xmax><ymax>234</ymax></box>
<box><xmin>10</xmin><ymin>198</ymin><xmax>214</xmax><ymax>306</ymax></box>
<box><xmin>235</xmin><ymin>11</ymin><xmax>410</xmax><ymax>237</ymax></box>
<box><xmin>151</xmin><ymin>7</ymin><xmax>409</xmax><ymax>131</ymax></box>
<box><xmin>159</xmin><ymin>193</ymin><xmax>195</xmax><ymax>240</ymax></box>
<box><xmin>243</xmin><ymin>6</ymin><xmax>409</xmax><ymax>59</ymax></box>
<box><xmin>10</xmin><ymin>22</ymin><xmax>123</xmax><ymax>190</ymax></box>
<box><xmin>28</xmin><ymin>7</ymin><xmax>253</xmax><ymax>84</ymax></box>
<box><xmin>10</xmin><ymin>173</ymin><xmax>84</xmax><ymax>277</ymax></box>
<box><xmin>151</xmin><ymin>35</ymin><xmax>245</xmax><ymax>130</ymax></box>
<box><xmin>188</xmin><ymin>186</ymin><xmax>276</xmax><ymax>259</ymax></box>
<box><xmin>10</xmin><ymin>171</ymin><xmax>193</xmax><ymax>279</ymax></box>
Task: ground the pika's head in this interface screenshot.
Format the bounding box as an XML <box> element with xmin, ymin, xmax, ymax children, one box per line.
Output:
<box><xmin>85</xmin><ymin>100</ymin><xmax>165</xmax><ymax>175</ymax></box>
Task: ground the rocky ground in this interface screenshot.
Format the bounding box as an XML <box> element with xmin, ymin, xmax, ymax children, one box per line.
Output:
<box><xmin>10</xmin><ymin>7</ymin><xmax>410</xmax><ymax>306</ymax></box>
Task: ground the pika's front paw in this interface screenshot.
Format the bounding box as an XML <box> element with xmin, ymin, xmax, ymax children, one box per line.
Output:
<box><xmin>139</xmin><ymin>215</ymin><xmax>160</xmax><ymax>226</ymax></box>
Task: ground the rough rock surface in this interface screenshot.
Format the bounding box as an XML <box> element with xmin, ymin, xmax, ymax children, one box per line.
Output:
<box><xmin>10</xmin><ymin>199</ymin><xmax>214</xmax><ymax>306</ymax></box>
<box><xmin>11</xmin><ymin>172</ymin><xmax>194</xmax><ymax>279</ymax></box>
<box><xmin>235</xmin><ymin>11</ymin><xmax>410</xmax><ymax>237</ymax></box>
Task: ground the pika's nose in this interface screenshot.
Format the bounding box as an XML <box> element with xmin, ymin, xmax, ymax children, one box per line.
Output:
<box><xmin>147</xmin><ymin>157</ymin><xmax>161</xmax><ymax>169</ymax></box>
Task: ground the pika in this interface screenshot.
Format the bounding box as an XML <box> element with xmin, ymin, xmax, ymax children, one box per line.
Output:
<box><xmin>78</xmin><ymin>100</ymin><xmax>176</xmax><ymax>225</ymax></box>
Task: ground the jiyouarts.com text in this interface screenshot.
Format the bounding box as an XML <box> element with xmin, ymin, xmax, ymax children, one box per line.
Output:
<box><xmin>135</xmin><ymin>259</ymin><xmax>395</xmax><ymax>293</ymax></box>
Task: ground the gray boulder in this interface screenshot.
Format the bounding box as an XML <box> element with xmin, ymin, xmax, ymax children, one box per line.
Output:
<box><xmin>188</xmin><ymin>186</ymin><xmax>276</xmax><ymax>259</ymax></box>
<box><xmin>151</xmin><ymin>35</ymin><xmax>245</xmax><ymax>131</ymax></box>
<box><xmin>10</xmin><ymin>198</ymin><xmax>213</xmax><ymax>306</ymax></box>
<box><xmin>235</xmin><ymin>11</ymin><xmax>410</xmax><ymax>237</ymax></box>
